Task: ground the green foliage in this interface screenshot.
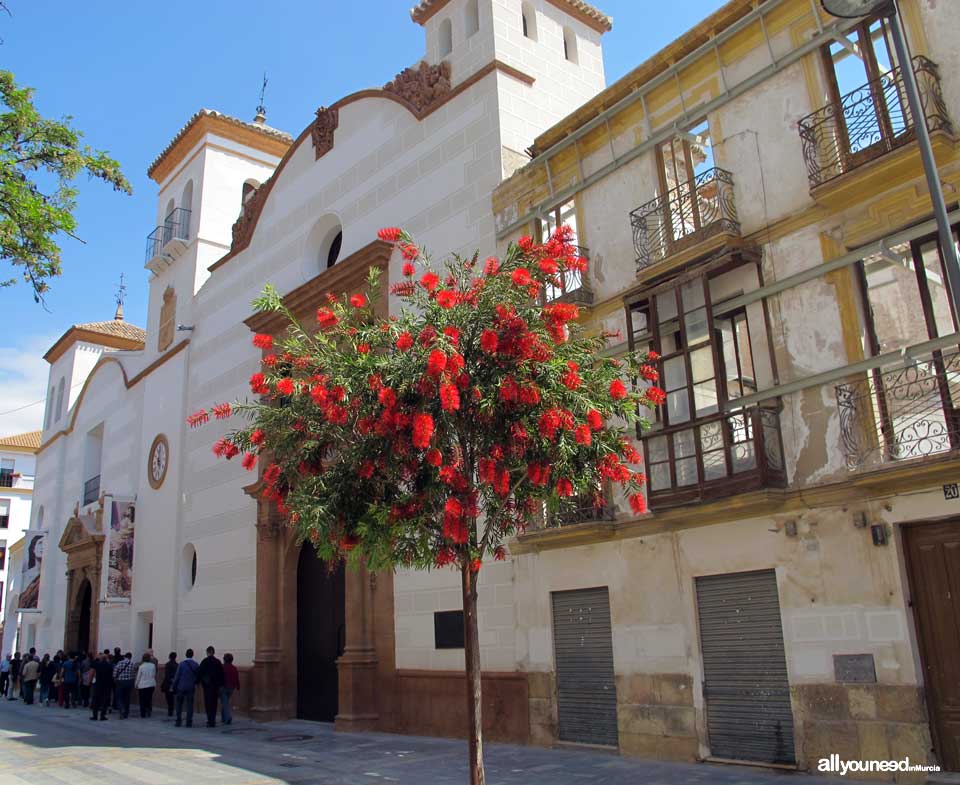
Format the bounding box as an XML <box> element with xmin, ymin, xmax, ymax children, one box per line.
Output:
<box><xmin>0</xmin><ymin>70</ymin><xmax>131</xmax><ymax>302</ymax></box>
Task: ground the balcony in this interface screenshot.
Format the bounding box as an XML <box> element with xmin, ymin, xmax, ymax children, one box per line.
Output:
<box><xmin>836</xmin><ymin>349</ymin><xmax>960</xmax><ymax>471</ymax></box>
<box><xmin>798</xmin><ymin>57</ymin><xmax>954</xmax><ymax>205</ymax></box>
<box><xmin>630</xmin><ymin>168</ymin><xmax>740</xmax><ymax>275</ymax></box>
<box><xmin>542</xmin><ymin>245</ymin><xmax>594</xmax><ymax>307</ymax></box>
<box><xmin>145</xmin><ymin>207</ymin><xmax>192</xmax><ymax>272</ymax></box>
<box><xmin>546</xmin><ymin>487</ymin><xmax>614</xmax><ymax>528</ymax></box>
<box><xmin>643</xmin><ymin>405</ymin><xmax>786</xmax><ymax>508</ymax></box>
<box><xmin>82</xmin><ymin>474</ymin><xmax>100</xmax><ymax>506</ymax></box>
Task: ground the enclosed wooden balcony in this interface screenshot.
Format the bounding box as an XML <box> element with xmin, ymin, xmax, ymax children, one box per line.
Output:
<box><xmin>643</xmin><ymin>405</ymin><xmax>786</xmax><ymax>508</ymax></box>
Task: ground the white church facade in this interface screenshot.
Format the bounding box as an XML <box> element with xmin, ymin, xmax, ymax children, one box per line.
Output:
<box><xmin>31</xmin><ymin>0</ymin><xmax>611</xmax><ymax>739</ymax></box>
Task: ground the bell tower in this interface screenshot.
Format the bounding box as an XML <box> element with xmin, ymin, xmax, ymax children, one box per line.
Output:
<box><xmin>413</xmin><ymin>0</ymin><xmax>610</xmax><ymax>157</ymax></box>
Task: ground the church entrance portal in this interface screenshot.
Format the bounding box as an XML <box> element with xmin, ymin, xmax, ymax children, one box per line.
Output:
<box><xmin>296</xmin><ymin>546</ymin><xmax>345</xmax><ymax>722</ymax></box>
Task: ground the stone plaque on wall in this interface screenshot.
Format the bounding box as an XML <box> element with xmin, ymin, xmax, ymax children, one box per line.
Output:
<box><xmin>834</xmin><ymin>653</ymin><xmax>877</xmax><ymax>683</ymax></box>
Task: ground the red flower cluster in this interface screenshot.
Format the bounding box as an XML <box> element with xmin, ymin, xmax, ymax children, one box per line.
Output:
<box><xmin>186</xmin><ymin>410</ymin><xmax>209</xmax><ymax>428</ymax></box>
<box><xmin>609</xmin><ymin>379</ymin><xmax>628</xmax><ymax>400</ymax></box>
<box><xmin>396</xmin><ymin>332</ymin><xmax>413</xmax><ymax>351</ymax></box>
<box><xmin>317</xmin><ymin>308</ymin><xmax>339</xmax><ymax>330</ymax></box>
<box><xmin>252</xmin><ymin>334</ymin><xmax>273</xmax><ymax>350</ymax></box>
<box><xmin>378</xmin><ymin>227</ymin><xmax>402</xmax><ymax>242</ymax></box>
<box><xmin>350</xmin><ymin>293</ymin><xmax>367</xmax><ymax>308</ymax></box>
<box><xmin>646</xmin><ymin>386</ymin><xmax>667</xmax><ymax>406</ymax></box>
<box><xmin>440</xmin><ymin>383</ymin><xmax>460</xmax><ymax>412</ymax></box>
<box><xmin>412</xmin><ymin>412</ymin><xmax>434</xmax><ymax>449</ymax></box>
<box><xmin>212</xmin><ymin>402</ymin><xmax>232</xmax><ymax>420</ymax></box>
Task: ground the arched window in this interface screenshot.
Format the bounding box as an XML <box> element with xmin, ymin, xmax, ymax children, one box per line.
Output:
<box><xmin>44</xmin><ymin>390</ymin><xmax>53</xmax><ymax>429</ymax></box>
<box><xmin>55</xmin><ymin>377</ymin><xmax>65</xmax><ymax>422</ymax></box>
<box><xmin>327</xmin><ymin>231</ymin><xmax>343</xmax><ymax>269</ymax></box>
<box><xmin>304</xmin><ymin>214</ymin><xmax>343</xmax><ymax>279</ymax></box>
<box><xmin>465</xmin><ymin>0</ymin><xmax>479</xmax><ymax>37</ymax></box>
<box><xmin>183</xmin><ymin>543</ymin><xmax>197</xmax><ymax>591</ymax></box>
<box><xmin>563</xmin><ymin>27</ymin><xmax>578</xmax><ymax>63</ymax></box>
<box><xmin>163</xmin><ymin>198</ymin><xmax>175</xmax><ymax>224</ymax></box>
<box><xmin>521</xmin><ymin>2</ymin><xmax>537</xmax><ymax>40</ymax></box>
<box><xmin>178</xmin><ymin>179</ymin><xmax>193</xmax><ymax>239</ymax></box>
<box><xmin>439</xmin><ymin>18</ymin><xmax>453</xmax><ymax>57</ymax></box>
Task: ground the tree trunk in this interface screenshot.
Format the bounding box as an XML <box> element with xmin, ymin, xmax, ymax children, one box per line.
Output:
<box><xmin>461</xmin><ymin>560</ymin><xmax>486</xmax><ymax>785</ymax></box>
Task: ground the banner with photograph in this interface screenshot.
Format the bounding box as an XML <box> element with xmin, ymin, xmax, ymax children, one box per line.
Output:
<box><xmin>106</xmin><ymin>498</ymin><xmax>135</xmax><ymax>601</ymax></box>
<box><xmin>17</xmin><ymin>530</ymin><xmax>45</xmax><ymax>612</ymax></box>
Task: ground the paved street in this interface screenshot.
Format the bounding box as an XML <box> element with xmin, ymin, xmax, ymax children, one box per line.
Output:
<box><xmin>0</xmin><ymin>699</ymin><xmax>867</xmax><ymax>785</ymax></box>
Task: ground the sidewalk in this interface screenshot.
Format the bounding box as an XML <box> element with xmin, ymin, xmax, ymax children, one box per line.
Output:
<box><xmin>0</xmin><ymin>698</ymin><xmax>872</xmax><ymax>785</ymax></box>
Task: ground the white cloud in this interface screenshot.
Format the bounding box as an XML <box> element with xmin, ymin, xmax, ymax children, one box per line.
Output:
<box><xmin>0</xmin><ymin>333</ymin><xmax>57</xmax><ymax>437</ymax></box>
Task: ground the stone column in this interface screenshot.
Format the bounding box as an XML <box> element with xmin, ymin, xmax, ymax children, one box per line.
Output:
<box><xmin>335</xmin><ymin>566</ymin><xmax>380</xmax><ymax>731</ymax></box>
<box><xmin>250</xmin><ymin>513</ymin><xmax>286</xmax><ymax>721</ymax></box>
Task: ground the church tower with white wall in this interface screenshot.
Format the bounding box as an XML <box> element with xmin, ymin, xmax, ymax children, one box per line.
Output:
<box><xmin>414</xmin><ymin>0</ymin><xmax>609</xmax><ymax>171</ymax></box>
<box><xmin>142</xmin><ymin>111</ymin><xmax>292</xmax><ymax>362</ymax></box>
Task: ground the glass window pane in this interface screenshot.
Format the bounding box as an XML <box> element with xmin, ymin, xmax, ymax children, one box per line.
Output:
<box><xmin>631</xmin><ymin>306</ymin><xmax>649</xmax><ymax>337</ymax></box>
<box><xmin>663</xmin><ymin>356</ymin><xmax>687</xmax><ymax>391</ymax></box>
<box><xmin>675</xmin><ymin>457</ymin><xmax>698</xmax><ymax>486</ymax></box>
<box><xmin>685</xmin><ymin>307</ymin><xmax>709</xmax><ymax>345</ymax></box>
<box><xmin>647</xmin><ymin>435</ymin><xmax>668</xmax><ymax>463</ymax></box>
<box><xmin>690</xmin><ymin>346</ymin><xmax>714</xmax><ymax>384</ymax></box>
<box><xmin>919</xmin><ymin>242</ymin><xmax>955</xmax><ymax>338</ymax></box>
<box><xmin>667</xmin><ymin>389</ymin><xmax>690</xmax><ymax>424</ymax></box>
<box><xmin>732</xmin><ymin>440</ymin><xmax>756</xmax><ymax>472</ymax></box>
<box><xmin>674</xmin><ymin>429</ymin><xmax>696</xmax><ymax>459</ymax></box>
<box><xmin>735</xmin><ymin>314</ymin><xmax>756</xmax><ymax>392</ymax></box>
<box><xmin>650</xmin><ymin>462</ymin><xmax>671</xmax><ymax>491</ymax></box>
<box><xmin>693</xmin><ymin>381</ymin><xmax>719</xmax><ymax>416</ymax></box>
<box><xmin>660</xmin><ymin>329</ymin><xmax>680</xmax><ymax>355</ymax></box>
<box><xmin>861</xmin><ymin>254</ymin><xmax>928</xmax><ymax>354</ymax></box>
<box><xmin>700</xmin><ymin>421</ymin><xmax>723</xmax><ymax>453</ymax></box>
<box><xmin>703</xmin><ymin>449</ymin><xmax>727</xmax><ymax>481</ymax></box>
<box><xmin>681</xmin><ymin>279</ymin><xmax>705</xmax><ymax>312</ymax></box>
<box><xmin>657</xmin><ymin>291</ymin><xmax>678</xmax><ymax>326</ymax></box>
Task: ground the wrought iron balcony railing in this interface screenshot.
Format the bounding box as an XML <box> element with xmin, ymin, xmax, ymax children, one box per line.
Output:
<box><xmin>162</xmin><ymin>207</ymin><xmax>191</xmax><ymax>245</ymax></box>
<box><xmin>144</xmin><ymin>207</ymin><xmax>192</xmax><ymax>264</ymax></box>
<box><xmin>836</xmin><ymin>350</ymin><xmax>960</xmax><ymax>471</ymax></box>
<box><xmin>643</xmin><ymin>405</ymin><xmax>785</xmax><ymax>507</ymax></box>
<box><xmin>82</xmin><ymin>474</ymin><xmax>100</xmax><ymax>506</ymax></box>
<box><xmin>547</xmin><ymin>486</ymin><xmax>614</xmax><ymax>528</ymax></box>
<box><xmin>798</xmin><ymin>56</ymin><xmax>952</xmax><ymax>190</ymax></box>
<box><xmin>542</xmin><ymin>245</ymin><xmax>593</xmax><ymax>306</ymax></box>
<box><xmin>630</xmin><ymin>167</ymin><xmax>740</xmax><ymax>271</ymax></box>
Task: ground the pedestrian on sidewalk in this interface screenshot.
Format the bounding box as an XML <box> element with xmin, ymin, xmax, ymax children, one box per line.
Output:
<box><xmin>220</xmin><ymin>653</ymin><xmax>239</xmax><ymax>726</ymax></box>
<box><xmin>113</xmin><ymin>652</ymin><xmax>135</xmax><ymax>719</ymax></box>
<box><xmin>135</xmin><ymin>652</ymin><xmax>156</xmax><ymax>718</ymax></box>
<box><xmin>90</xmin><ymin>653</ymin><xmax>113</xmax><ymax>721</ymax></box>
<box><xmin>8</xmin><ymin>653</ymin><xmax>21</xmax><ymax>701</ymax></box>
<box><xmin>80</xmin><ymin>653</ymin><xmax>94</xmax><ymax>707</ymax></box>
<box><xmin>161</xmin><ymin>652</ymin><xmax>177</xmax><ymax>717</ymax></box>
<box><xmin>20</xmin><ymin>655</ymin><xmax>39</xmax><ymax>705</ymax></box>
<box><xmin>37</xmin><ymin>654</ymin><xmax>53</xmax><ymax>705</ymax></box>
<box><xmin>198</xmin><ymin>646</ymin><xmax>224</xmax><ymax>728</ymax></box>
<box><xmin>172</xmin><ymin>649</ymin><xmax>199</xmax><ymax>728</ymax></box>
<box><xmin>61</xmin><ymin>653</ymin><xmax>79</xmax><ymax>709</ymax></box>
<box><xmin>0</xmin><ymin>654</ymin><xmax>10</xmax><ymax>697</ymax></box>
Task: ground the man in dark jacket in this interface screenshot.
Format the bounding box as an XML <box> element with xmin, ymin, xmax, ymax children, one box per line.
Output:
<box><xmin>90</xmin><ymin>653</ymin><xmax>114</xmax><ymax>721</ymax></box>
<box><xmin>197</xmin><ymin>646</ymin><xmax>225</xmax><ymax>728</ymax></box>
<box><xmin>171</xmin><ymin>649</ymin><xmax>200</xmax><ymax>727</ymax></box>
<box><xmin>8</xmin><ymin>653</ymin><xmax>21</xmax><ymax>700</ymax></box>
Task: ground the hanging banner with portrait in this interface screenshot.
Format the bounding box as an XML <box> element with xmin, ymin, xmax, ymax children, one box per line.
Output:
<box><xmin>17</xmin><ymin>530</ymin><xmax>45</xmax><ymax>612</ymax></box>
<box><xmin>105</xmin><ymin>497</ymin><xmax>135</xmax><ymax>601</ymax></box>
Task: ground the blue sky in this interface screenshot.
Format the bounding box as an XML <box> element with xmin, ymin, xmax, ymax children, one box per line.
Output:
<box><xmin>0</xmin><ymin>0</ymin><xmax>727</xmax><ymax>435</ymax></box>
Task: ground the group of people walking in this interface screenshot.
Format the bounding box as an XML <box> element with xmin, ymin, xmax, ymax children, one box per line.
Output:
<box><xmin>1</xmin><ymin>645</ymin><xmax>240</xmax><ymax>728</ymax></box>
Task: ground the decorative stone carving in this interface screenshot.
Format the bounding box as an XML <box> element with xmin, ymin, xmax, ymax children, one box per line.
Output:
<box><xmin>231</xmin><ymin>180</ymin><xmax>270</xmax><ymax>251</ymax></box>
<box><xmin>383</xmin><ymin>60</ymin><xmax>452</xmax><ymax>114</ymax></box>
<box><xmin>158</xmin><ymin>286</ymin><xmax>176</xmax><ymax>352</ymax></box>
<box><xmin>312</xmin><ymin>106</ymin><xmax>339</xmax><ymax>160</ymax></box>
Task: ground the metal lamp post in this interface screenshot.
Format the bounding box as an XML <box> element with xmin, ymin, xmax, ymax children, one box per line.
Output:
<box><xmin>821</xmin><ymin>0</ymin><xmax>960</xmax><ymax>318</ymax></box>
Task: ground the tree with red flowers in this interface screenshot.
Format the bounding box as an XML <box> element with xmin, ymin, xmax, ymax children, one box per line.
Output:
<box><xmin>189</xmin><ymin>226</ymin><xmax>661</xmax><ymax>785</ymax></box>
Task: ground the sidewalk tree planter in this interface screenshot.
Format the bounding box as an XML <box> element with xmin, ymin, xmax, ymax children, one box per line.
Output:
<box><xmin>190</xmin><ymin>226</ymin><xmax>661</xmax><ymax>785</ymax></box>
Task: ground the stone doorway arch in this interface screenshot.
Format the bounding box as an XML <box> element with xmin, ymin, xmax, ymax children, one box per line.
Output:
<box><xmin>59</xmin><ymin>509</ymin><xmax>105</xmax><ymax>654</ymax></box>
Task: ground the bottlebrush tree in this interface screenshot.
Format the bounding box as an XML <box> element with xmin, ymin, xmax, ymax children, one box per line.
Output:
<box><xmin>189</xmin><ymin>226</ymin><xmax>662</xmax><ymax>785</ymax></box>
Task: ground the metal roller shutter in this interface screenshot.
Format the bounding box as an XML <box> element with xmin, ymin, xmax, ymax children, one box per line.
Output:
<box><xmin>551</xmin><ymin>587</ymin><xmax>618</xmax><ymax>747</ymax></box>
<box><xmin>695</xmin><ymin>569</ymin><xmax>796</xmax><ymax>765</ymax></box>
